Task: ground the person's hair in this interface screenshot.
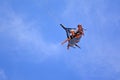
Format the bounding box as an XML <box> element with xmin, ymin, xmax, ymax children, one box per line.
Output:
<box><xmin>78</xmin><ymin>24</ymin><xmax>83</xmax><ymax>32</ymax></box>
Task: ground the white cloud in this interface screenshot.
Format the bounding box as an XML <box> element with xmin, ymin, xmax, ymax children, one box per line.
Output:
<box><xmin>0</xmin><ymin>4</ymin><xmax>62</xmax><ymax>62</ymax></box>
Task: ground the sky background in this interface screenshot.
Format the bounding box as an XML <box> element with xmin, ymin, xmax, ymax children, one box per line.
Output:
<box><xmin>0</xmin><ymin>0</ymin><xmax>120</xmax><ymax>80</ymax></box>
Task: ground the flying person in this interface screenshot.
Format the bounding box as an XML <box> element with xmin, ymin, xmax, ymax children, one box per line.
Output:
<box><xmin>74</xmin><ymin>24</ymin><xmax>84</xmax><ymax>43</ymax></box>
<box><xmin>61</xmin><ymin>24</ymin><xmax>84</xmax><ymax>45</ymax></box>
<box><xmin>61</xmin><ymin>29</ymin><xmax>75</xmax><ymax>45</ymax></box>
<box><xmin>66</xmin><ymin>25</ymin><xmax>84</xmax><ymax>49</ymax></box>
<box><xmin>60</xmin><ymin>24</ymin><xmax>85</xmax><ymax>49</ymax></box>
<box><xmin>76</xmin><ymin>24</ymin><xmax>84</xmax><ymax>36</ymax></box>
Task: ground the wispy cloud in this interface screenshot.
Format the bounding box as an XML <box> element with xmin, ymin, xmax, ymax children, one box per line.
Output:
<box><xmin>0</xmin><ymin>4</ymin><xmax>62</xmax><ymax>62</ymax></box>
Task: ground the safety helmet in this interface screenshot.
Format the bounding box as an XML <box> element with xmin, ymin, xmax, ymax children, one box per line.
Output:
<box><xmin>70</xmin><ymin>29</ymin><xmax>75</xmax><ymax>32</ymax></box>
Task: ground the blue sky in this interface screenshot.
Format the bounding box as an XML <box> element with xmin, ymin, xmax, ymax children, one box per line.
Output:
<box><xmin>0</xmin><ymin>0</ymin><xmax>120</xmax><ymax>80</ymax></box>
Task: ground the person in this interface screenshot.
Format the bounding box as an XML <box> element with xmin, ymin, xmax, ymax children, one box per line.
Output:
<box><xmin>74</xmin><ymin>24</ymin><xmax>84</xmax><ymax>43</ymax></box>
<box><xmin>76</xmin><ymin>24</ymin><xmax>84</xmax><ymax>36</ymax></box>
<box><xmin>61</xmin><ymin>24</ymin><xmax>84</xmax><ymax>49</ymax></box>
<box><xmin>61</xmin><ymin>29</ymin><xmax>75</xmax><ymax>45</ymax></box>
